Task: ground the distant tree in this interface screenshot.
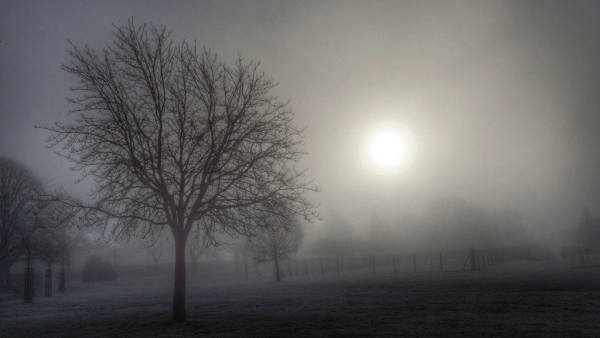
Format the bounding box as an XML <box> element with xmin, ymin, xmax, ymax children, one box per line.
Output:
<box><xmin>0</xmin><ymin>157</ymin><xmax>42</xmax><ymax>290</ymax></box>
<box><xmin>187</xmin><ymin>229</ymin><xmax>220</xmax><ymax>275</ymax></box>
<box><xmin>576</xmin><ymin>207</ymin><xmax>600</xmax><ymax>248</ymax></box>
<box><xmin>38</xmin><ymin>226</ymin><xmax>61</xmax><ymax>270</ymax></box>
<box><xmin>83</xmin><ymin>256</ymin><xmax>116</xmax><ymax>282</ymax></box>
<box><xmin>38</xmin><ymin>20</ymin><xmax>318</xmax><ymax>322</ymax></box>
<box><xmin>17</xmin><ymin>216</ymin><xmax>44</xmax><ymax>279</ymax></box>
<box><xmin>421</xmin><ymin>197</ymin><xmax>527</xmax><ymax>250</ymax></box>
<box><xmin>54</xmin><ymin>224</ymin><xmax>84</xmax><ymax>273</ymax></box>
<box><xmin>135</xmin><ymin>233</ymin><xmax>172</xmax><ymax>272</ymax></box>
<box><xmin>248</xmin><ymin>218</ymin><xmax>304</xmax><ymax>282</ymax></box>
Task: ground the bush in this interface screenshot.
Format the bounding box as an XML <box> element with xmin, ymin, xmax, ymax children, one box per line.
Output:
<box><xmin>83</xmin><ymin>256</ymin><xmax>116</xmax><ymax>282</ymax></box>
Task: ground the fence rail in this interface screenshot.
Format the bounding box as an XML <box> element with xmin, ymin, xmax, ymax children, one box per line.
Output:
<box><xmin>243</xmin><ymin>245</ymin><xmax>555</xmax><ymax>280</ymax></box>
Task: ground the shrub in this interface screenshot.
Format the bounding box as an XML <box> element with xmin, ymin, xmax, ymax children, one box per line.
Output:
<box><xmin>83</xmin><ymin>256</ymin><xmax>116</xmax><ymax>282</ymax></box>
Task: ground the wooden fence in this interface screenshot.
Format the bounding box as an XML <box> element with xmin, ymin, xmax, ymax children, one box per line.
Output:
<box><xmin>246</xmin><ymin>245</ymin><xmax>552</xmax><ymax>279</ymax></box>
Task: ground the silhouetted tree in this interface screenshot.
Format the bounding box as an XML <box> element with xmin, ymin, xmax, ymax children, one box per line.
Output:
<box><xmin>83</xmin><ymin>256</ymin><xmax>116</xmax><ymax>282</ymax></box>
<box><xmin>187</xmin><ymin>228</ymin><xmax>220</xmax><ymax>275</ymax></box>
<box><xmin>17</xmin><ymin>216</ymin><xmax>44</xmax><ymax>281</ymax></box>
<box><xmin>136</xmin><ymin>233</ymin><xmax>171</xmax><ymax>272</ymax></box>
<box><xmin>576</xmin><ymin>207</ymin><xmax>600</xmax><ymax>248</ymax></box>
<box><xmin>54</xmin><ymin>224</ymin><xmax>83</xmax><ymax>273</ymax></box>
<box><xmin>0</xmin><ymin>157</ymin><xmax>42</xmax><ymax>290</ymax></box>
<box><xmin>38</xmin><ymin>20</ymin><xmax>318</xmax><ymax>322</ymax></box>
<box><xmin>38</xmin><ymin>226</ymin><xmax>61</xmax><ymax>270</ymax></box>
<box><xmin>421</xmin><ymin>198</ymin><xmax>527</xmax><ymax>250</ymax></box>
<box><xmin>248</xmin><ymin>218</ymin><xmax>304</xmax><ymax>282</ymax></box>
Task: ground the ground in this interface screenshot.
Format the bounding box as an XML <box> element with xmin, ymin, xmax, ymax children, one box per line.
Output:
<box><xmin>1</xmin><ymin>260</ymin><xmax>599</xmax><ymax>337</ymax></box>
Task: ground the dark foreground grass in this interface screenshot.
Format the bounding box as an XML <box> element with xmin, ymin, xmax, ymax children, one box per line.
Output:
<box><xmin>3</xmin><ymin>264</ymin><xmax>600</xmax><ymax>337</ymax></box>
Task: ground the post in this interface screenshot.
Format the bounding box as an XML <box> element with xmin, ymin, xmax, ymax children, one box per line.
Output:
<box><xmin>372</xmin><ymin>256</ymin><xmax>376</xmax><ymax>275</ymax></box>
<box><xmin>413</xmin><ymin>253</ymin><xmax>416</xmax><ymax>273</ymax></box>
<box><xmin>439</xmin><ymin>252</ymin><xmax>443</xmax><ymax>272</ymax></box>
<box><xmin>45</xmin><ymin>269</ymin><xmax>52</xmax><ymax>297</ymax></box>
<box><xmin>393</xmin><ymin>254</ymin><xmax>397</xmax><ymax>274</ymax></box>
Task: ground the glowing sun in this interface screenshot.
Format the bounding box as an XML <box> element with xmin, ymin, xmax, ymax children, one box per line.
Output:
<box><xmin>368</xmin><ymin>129</ymin><xmax>409</xmax><ymax>170</ymax></box>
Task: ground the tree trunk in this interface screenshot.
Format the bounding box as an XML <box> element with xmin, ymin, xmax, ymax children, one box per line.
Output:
<box><xmin>274</xmin><ymin>257</ymin><xmax>281</xmax><ymax>282</ymax></box>
<box><xmin>1</xmin><ymin>262</ymin><xmax>11</xmax><ymax>290</ymax></box>
<box><xmin>172</xmin><ymin>234</ymin><xmax>187</xmax><ymax>323</ymax></box>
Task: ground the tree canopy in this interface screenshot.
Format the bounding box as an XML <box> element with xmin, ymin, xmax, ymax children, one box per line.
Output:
<box><xmin>39</xmin><ymin>19</ymin><xmax>318</xmax><ymax>322</ymax></box>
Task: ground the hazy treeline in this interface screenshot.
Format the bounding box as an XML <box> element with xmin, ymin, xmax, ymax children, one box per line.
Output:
<box><xmin>306</xmin><ymin>197</ymin><xmax>530</xmax><ymax>257</ymax></box>
<box><xmin>0</xmin><ymin>157</ymin><xmax>85</xmax><ymax>291</ymax></box>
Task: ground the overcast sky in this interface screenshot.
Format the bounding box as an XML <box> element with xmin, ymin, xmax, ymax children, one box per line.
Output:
<box><xmin>1</xmin><ymin>0</ymin><xmax>600</xmax><ymax>246</ymax></box>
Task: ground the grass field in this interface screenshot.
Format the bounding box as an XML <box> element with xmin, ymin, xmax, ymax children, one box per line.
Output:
<box><xmin>2</xmin><ymin>259</ymin><xmax>599</xmax><ymax>337</ymax></box>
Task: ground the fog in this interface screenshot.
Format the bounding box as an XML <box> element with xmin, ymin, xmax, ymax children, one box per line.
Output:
<box><xmin>2</xmin><ymin>1</ymin><xmax>600</xmax><ymax>256</ymax></box>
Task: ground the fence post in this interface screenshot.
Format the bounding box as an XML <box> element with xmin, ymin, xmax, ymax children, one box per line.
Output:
<box><xmin>393</xmin><ymin>254</ymin><xmax>397</xmax><ymax>274</ymax></box>
<box><xmin>413</xmin><ymin>253</ymin><xmax>417</xmax><ymax>273</ymax></box>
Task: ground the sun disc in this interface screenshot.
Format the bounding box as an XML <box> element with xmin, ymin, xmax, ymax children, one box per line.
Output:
<box><xmin>368</xmin><ymin>130</ymin><xmax>408</xmax><ymax>170</ymax></box>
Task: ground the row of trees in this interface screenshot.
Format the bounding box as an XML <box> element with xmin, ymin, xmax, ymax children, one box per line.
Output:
<box><xmin>135</xmin><ymin>221</ymin><xmax>304</xmax><ymax>282</ymax></box>
<box><xmin>1</xmin><ymin>153</ymin><xmax>305</xmax><ymax>293</ymax></box>
<box><xmin>0</xmin><ymin>157</ymin><xmax>83</xmax><ymax>291</ymax></box>
<box><xmin>308</xmin><ymin>198</ymin><xmax>529</xmax><ymax>257</ymax></box>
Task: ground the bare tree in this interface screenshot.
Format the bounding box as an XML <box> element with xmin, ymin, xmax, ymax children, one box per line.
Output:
<box><xmin>135</xmin><ymin>233</ymin><xmax>171</xmax><ymax>272</ymax></box>
<box><xmin>17</xmin><ymin>215</ymin><xmax>44</xmax><ymax>280</ymax></box>
<box><xmin>38</xmin><ymin>226</ymin><xmax>61</xmax><ymax>270</ymax></box>
<box><xmin>38</xmin><ymin>20</ymin><xmax>318</xmax><ymax>322</ymax></box>
<box><xmin>576</xmin><ymin>207</ymin><xmax>600</xmax><ymax>248</ymax></box>
<box><xmin>0</xmin><ymin>157</ymin><xmax>42</xmax><ymax>290</ymax></box>
<box><xmin>248</xmin><ymin>219</ymin><xmax>304</xmax><ymax>282</ymax></box>
<box><xmin>187</xmin><ymin>228</ymin><xmax>221</xmax><ymax>275</ymax></box>
<box><xmin>54</xmin><ymin>224</ymin><xmax>84</xmax><ymax>273</ymax></box>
